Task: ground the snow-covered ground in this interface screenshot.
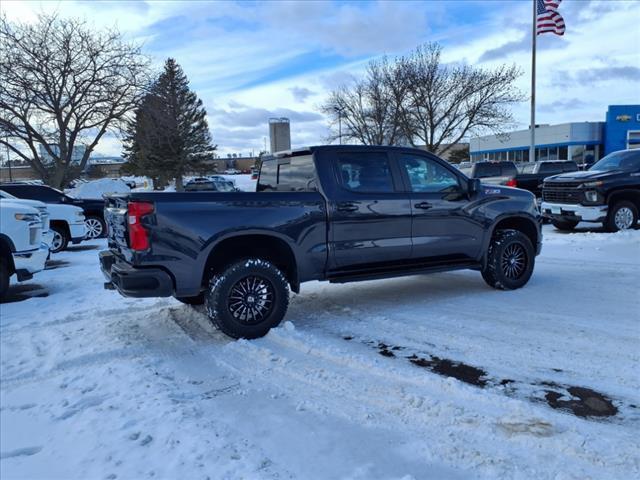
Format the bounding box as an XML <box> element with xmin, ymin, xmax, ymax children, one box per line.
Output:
<box><xmin>1</xmin><ymin>226</ymin><xmax>638</xmax><ymax>479</ymax></box>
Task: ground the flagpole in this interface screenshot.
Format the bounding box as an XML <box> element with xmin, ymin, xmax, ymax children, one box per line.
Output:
<box><xmin>530</xmin><ymin>0</ymin><xmax>536</xmax><ymax>162</ymax></box>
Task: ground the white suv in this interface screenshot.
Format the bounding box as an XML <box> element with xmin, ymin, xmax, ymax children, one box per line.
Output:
<box><xmin>0</xmin><ymin>202</ymin><xmax>49</xmax><ymax>300</ymax></box>
<box><xmin>0</xmin><ymin>190</ymin><xmax>85</xmax><ymax>253</ymax></box>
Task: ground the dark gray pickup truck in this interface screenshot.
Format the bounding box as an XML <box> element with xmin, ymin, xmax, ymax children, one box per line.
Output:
<box><xmin>101</xmin><ymin>145</ymin><xmax>542</xmax><ymax>338</ymax></box>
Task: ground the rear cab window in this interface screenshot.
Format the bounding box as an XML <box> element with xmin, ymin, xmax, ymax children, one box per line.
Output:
<box><xmin>336</xmin><ymin>152</ymin><xmax>394</xmax><ymax>193</ymax></box>
<box><xmin>258</xmin><ymin>154</ymin><xmax>317</xmax><ymax>192</ymax></box>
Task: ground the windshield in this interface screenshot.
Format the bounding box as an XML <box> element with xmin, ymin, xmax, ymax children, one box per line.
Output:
<box><xmin>0</xmin><ymin>189</ymin><xmax>17</xmax><ymax>199</ymax></box>
<box><xmin>590</xmin><ymin>150</ymin><xmax>640</xmax><ymax>172</ymax></box>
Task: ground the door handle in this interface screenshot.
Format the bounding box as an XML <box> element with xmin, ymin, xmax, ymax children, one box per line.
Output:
<box><xmin>414</xmin><ymin>202</ymin><xmax>433</xmax><ymax>210</ymax></box>
<box><xmin>336</xmin><ymin>202</ymin><xmax>358</xmax><ymax>212</ymax></box>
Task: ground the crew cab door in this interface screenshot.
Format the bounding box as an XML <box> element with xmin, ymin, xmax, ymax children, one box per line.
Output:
<box><xmin>327</xmin><ymin>150</ymin><xmax>412</xmax><ymax>269</ymax></box>
<box><xmin>396</xmin><ymin>152</ymin><xmax>484</xmax><ymax>261</ymax></box>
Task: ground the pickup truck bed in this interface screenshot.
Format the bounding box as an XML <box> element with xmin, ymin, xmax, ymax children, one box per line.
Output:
<box><xmin>101</xmin><ymin>145</ymin><xmax>542</xmax><ymax>338</ymax></box>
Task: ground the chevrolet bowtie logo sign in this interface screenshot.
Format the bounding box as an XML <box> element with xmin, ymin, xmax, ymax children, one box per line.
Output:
<box><xmin>616</xmin><ymin>114</ymin><xmax>632</xmax><ymax>122</ymax></box>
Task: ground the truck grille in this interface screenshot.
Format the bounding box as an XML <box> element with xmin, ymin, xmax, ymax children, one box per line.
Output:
<box><xmin>543</xmin><ymin>183</ymin><xmax>583</xmax><ymax>204</ymax></box>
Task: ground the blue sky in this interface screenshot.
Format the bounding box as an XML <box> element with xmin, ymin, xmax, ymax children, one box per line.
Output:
<box><xmin>4</xmin><ymin>0</ymin><xmax>640</xmax><ymax>156</ymax></box>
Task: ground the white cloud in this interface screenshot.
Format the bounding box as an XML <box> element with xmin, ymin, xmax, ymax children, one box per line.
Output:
<box><xmin>4</xmin><ymin>0</ymin><xmax>639</xmax><ymax>157</ymax></box>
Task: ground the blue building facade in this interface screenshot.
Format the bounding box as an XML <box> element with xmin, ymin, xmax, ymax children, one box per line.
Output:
<box><xmin>604</xmin><ymin>105</ymin><xmax>640</xmax><ymax>154</ymax></box>
<box><xmin>470</xmin><ymin>104</ymin><xmax>640</xmax><ymax>166</ymax></box>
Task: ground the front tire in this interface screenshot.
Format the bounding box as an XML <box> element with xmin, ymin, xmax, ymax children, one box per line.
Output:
<box><xmin>551</xmin><ymin>219</ymin><xmax>578</xmax><ymax>231</ymax></box>
<box><xmin>482</xmin><ymin>229</ymin><xmax>535</xmax><ymax>290</ymax></box>
<box><xmin>84</xmin><ymin>216</ymin><xmax>106</xmax><ymax>239</ymax></box>
<box><xmin>50</xmin><ymin>225</ymin><xmax>69</xmax><ymax>253</ymax></box>
<box><xmin>605</xmin><ymin>201</ymin><xmax>637</xmax><ymax>232</ymax></box>
<box><xmin>205</xmin><ymin>259</ymin><xmax>289</xmax><ymax>339</ymax></box>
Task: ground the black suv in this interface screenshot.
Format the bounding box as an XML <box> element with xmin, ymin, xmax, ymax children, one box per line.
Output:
<box><xmin>0</xmin><ymin>183</ymin><xmax>107</xmax><ymax>239</ymax></box>
<box><xmin>542</xmin><ymin>149</ymin><xmax>640</xmax><ymax>231</ymax></box>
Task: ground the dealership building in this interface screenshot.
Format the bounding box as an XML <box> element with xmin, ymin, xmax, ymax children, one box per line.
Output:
<box><xmin>470</xmin><ymin>105</ymin><xmax>640</xmax><ymax>166</ymax></box>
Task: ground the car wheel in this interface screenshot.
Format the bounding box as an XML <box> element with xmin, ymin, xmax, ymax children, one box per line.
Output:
<box><xmin>84</xmin><ymin>216</ymin><xmax>106</xmax><ymax>239</ymax></box>
<box><xmin>175</xmin><ymin>293</ymin><xmax>205</xmax><ymax>306</ymax></box>
<box><xmin>481</xmin><ymin>229</ymin><xmax>535</xmax><ymax>290</ymax></box>
<box><xmin>205</xmin><ymin>258</ymin><xmax>289</xmax><ymax>339</ymax></box>
<box><xmin>0</xmin><ymin>258</ymin><xmax>10</xmax><ymax>301</ymax></box>
<box><xmin>605</xmin><ymin>201</ymin><xmax>638</xmax><ymax>232</ymax></box>
<box><xmin>50</xmin><ymin>225</ymin><xmax>69</xmax><ymax>253</ymax></box>
<box><xmin>551</xmin><ymin>219</ymin><xmax>579</xmax><ymax>231</ymax></box>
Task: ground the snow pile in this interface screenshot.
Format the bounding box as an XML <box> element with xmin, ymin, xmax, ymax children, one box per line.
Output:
<box><xmin>66</xmin><ymin>178</ymin><xmax>130</xmax><ymax>199</ymax></box>
<box><xmin>1</xmin><ymin>226</ymin><xmax>639</xmax><ymax>479</ymax></box>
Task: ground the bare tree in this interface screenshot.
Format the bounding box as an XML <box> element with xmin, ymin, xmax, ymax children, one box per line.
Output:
<box><xmin>322</xmin><ymin>43</ymin><xmax>524</xmax><ymax>155</ymax></box>
<box><xmin>0</xmin><ymin>14</ymin><xmax>150</xmax><ymax>187</ymax></box>
<box><xmin>321</xmin><ymin>57</ymin><xmax>407</xmax><ymax>146</ymax></box>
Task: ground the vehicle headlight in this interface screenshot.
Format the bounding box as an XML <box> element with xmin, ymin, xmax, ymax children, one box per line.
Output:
<box><xmin>15</xmin><ymin>213</ymin><xmax>40</xmax><ymax>222</ymax></box>
<box><xmin>585</xmin><ymin>191</ymin><xmax>599</xmax><ymax>202</ymax></box>
<box><xmin>582</xmin><ymin>181</ymin><xmax>603</xmax><ymax>188</ymax></box>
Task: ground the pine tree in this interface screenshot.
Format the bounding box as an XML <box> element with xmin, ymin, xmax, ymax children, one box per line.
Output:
<box><xmin>122</xmin><ymin>58</ymin><xmax>215</xmax><ymax>190</ymax></box>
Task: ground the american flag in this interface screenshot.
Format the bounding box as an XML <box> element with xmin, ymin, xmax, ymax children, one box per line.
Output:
<box><xmin>537</xmin><ymin>0</ymin><xmax>566</xmax><ymax>36</ymax></box>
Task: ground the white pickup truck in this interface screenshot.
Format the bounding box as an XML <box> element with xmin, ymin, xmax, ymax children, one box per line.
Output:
<box><xmin>0</xmin><ymin>202</ymin><xmax>49</xmax><ymax>300</ymax></box>
<box><xmin>0</xmin><ymin>190</ymin><xmax>85</xmax><ymax>253</ymax></box>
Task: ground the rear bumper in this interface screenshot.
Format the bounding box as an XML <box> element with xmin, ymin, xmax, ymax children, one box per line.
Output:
<box><xmin>99</xmin><ymin>250</ymin><xmax>173</xmax><ymax>298</ymax></box>
<box><xmin>541</xmin><ymin>202</ymin><xmax>608</xmax><ymax>223</ymax></box>
<box><xmin>13</xmin><ymin>244</ymin><xmax>49</xmax><ymax>281</ymax></box>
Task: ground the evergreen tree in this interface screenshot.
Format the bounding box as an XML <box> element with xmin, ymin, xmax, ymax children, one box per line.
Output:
<box><xmin>123</xmin><ymin>58</ymin><xmax>215</xmax><ymax>190</ymax></box>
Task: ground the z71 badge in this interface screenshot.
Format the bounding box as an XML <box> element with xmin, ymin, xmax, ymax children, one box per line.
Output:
<box><xmin>484</xmin><ymin>188</ymin><xmax>501</xmax><ymax>194</ymax></box>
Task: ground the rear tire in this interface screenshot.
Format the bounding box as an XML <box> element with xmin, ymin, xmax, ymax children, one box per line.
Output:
<box><xmin>551</xmin><ymin>219</ymin><xmax>578</xmax><ymax>231</ymax></box>
<box><xmin>205</xmin><ymin>258</ymin><xmax>289</xmax><ymax>339</ymax></box>
<box><xmin>482</xmin><ymin>229</ymin><xmax>535</xmax><ymax>290</ymax></box>
<box><xmin>605</xmin><ymin>201</ymin><xmax>637</xmax><ymax>232</ymax></box>
<box><xmin>50</xmin><ymin>225</ymin><xmax>69</xmax><ymax>253</ymax></box>
<box><xmin>0</xmin><ymin>258</ymin><xmax>10</xmax><ymax>301</ymax></box>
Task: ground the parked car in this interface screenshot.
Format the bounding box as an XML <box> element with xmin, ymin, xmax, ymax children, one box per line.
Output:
<box><xmin>184</xmin><ymin>179</ymin><xmax>237</xmax><ymax>192</ymax></box>
<box><xmin>0</xmin><ymin>189</ymin><xmax>86</xmax><ymax>253</ymax></box>
<box><xmin>515</xmin><ymin>161</ymin><xmax>579</xmax><ymax>197</ymax></box>
<box><xmin>223</xmin><ymin>169</ymin><xmax>241</xmax><ymax>175</ymax></box>
<box><xmin>0</xmin><ymin>202</ymin><xmax>49</xmax><ymax>300</ymax></box>
<box><xmin>100</xmin><ymin>145</ymin><xmax>541</xmax><ymax>339</ymax></box>
<box><xmin>250</xmin><ymin>168</ymin><xmax>259</xmax><ymax>180</ymax></box>
<box><xmin>0</xmin><ymin>191</ymin><xmax>53</xmax><ymax>251</ymax></box>
<box><xmin>541</xmin><ymin>149</ymin><xmax>640</xmax><ymax>231</ymax></box>
<box><xmin>461</xmin><ymin>161</ymin><xmax>518</xmax><ymax>186</ymax></box>
<box><xmin>1</xmin><ymin>183</ymin><xmax>104</xmax><ymax>239</ymax></box>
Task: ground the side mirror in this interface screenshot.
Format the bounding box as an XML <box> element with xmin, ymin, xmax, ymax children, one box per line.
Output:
<box><xmin>468</xmin><ymin>178</ymin><xmax>481</xmax><ymax>195</ymax></box>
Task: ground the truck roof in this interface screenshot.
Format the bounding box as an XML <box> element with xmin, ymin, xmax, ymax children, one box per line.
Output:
<box><xmin>263</xmin><ymin>144</ymin><xmax>436</xmax><ymax>160</ymax></box>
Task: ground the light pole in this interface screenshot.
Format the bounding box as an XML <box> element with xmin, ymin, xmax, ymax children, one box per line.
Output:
<box><xmin>4</xmin><ymin>137</ymin><xmax>12</xmax><ymax>182</ymax></box>
<box><xmin>335</xmin><ymin>106</ymin><xmax>345</xmax><ymax>145</ymax></box>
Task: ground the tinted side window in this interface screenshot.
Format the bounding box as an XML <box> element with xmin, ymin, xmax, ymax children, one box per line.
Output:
<box><xmin>336</xmin><ymin>152</ymin><xmax>394</xmax><ymax>193</ymax></box>
<box><xmin>276</xmin><ymin>155</ymin><xmax>316</xmax><ymax>192</ymax></box>
<box><xmin>538</xmin><ymin>163</ymin><xmax>559</xmax><ymax>174</ymax></box>
<box><xmin>400</xmin><ymin>155</ymin><xmax>459</xmax><ymax>193</ymax></box>
<box><xmin>501</xmin><ymin>163</ymin><xmax>517</xmax><ymax>177</ymax></box>
<box><xmin>562</xmin><ymin>162</ymin><xmax>578</xmax><ymax>172</ymax></box>
<box><xmin>473</xmin><ymin>163</ymin><xmax>500</xmax><ymax>178</ymax></box>
<box><xmin>257</xmin><ymin>160</ymin><xmax>277</xmax><ymax>192</ymax></box>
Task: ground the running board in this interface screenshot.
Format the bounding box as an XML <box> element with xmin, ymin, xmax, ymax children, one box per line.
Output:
<box><xmin>327</xmin><ymin>261</ymin><xmax>479</xmax><ymax>284</ymax></box>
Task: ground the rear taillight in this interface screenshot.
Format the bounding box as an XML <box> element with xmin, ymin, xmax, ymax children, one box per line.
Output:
<box><xmin>506</xmin><ymin>178</ymin><xmax>517</xmax><ymax>187</ymax></box>
<box><xmin>128</xmin><ymin>201</ymin><xmax>154</xmax><ymax>251</ymax></box>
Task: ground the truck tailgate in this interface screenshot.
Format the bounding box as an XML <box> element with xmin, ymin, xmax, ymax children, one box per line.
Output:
<box><xmin>104</xmin><ymin>195</ymin><xmax>130</xmax><ymax>256</ymax></box>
